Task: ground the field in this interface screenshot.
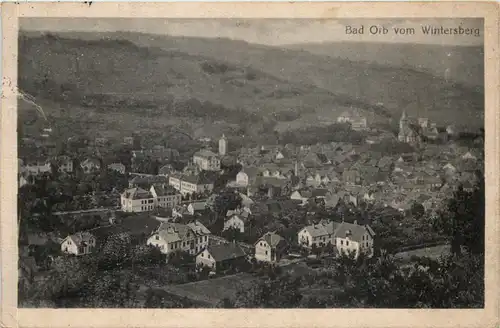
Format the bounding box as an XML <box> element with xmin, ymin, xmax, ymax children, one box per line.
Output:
<box><xmin>159</xmin><ymin>273</ymin><xmax>258</xmax><ymax>305</ymax></box>
<box><xmin>394</xmin><ymin>244</ymin><xmax>451</xmax><ymax>262</ymax></box>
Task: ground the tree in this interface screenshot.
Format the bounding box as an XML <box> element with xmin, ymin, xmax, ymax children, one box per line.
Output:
<box><xmin>98</xmin><ymin>233</ymin><xmax>132</xmax><ymax>270</ymax></box>
<box><xmin>233</xmin><ymin>274</ymin><xmax>303</xmax><ymax>308</ymax></box>
<box><xmin>167</xmin><ymin>250</ymin><xmax>193</xmax><ymax>267</ymax></box>
<box><xmin>212</xmin><ymin>191</ymin><xmax>242</xmax><ymax>226</ymax></box>
<box><xmin>409</xmin><ymin>202</ymin><xmax>425</xmax><ymax>219</ymax></box>
<box><xmin>84</xmin><ymin>270</ymin><xmax>139</xmax><ymax>308</ymax></box>
<box><xmin>433</xmin><ymin>176</ymin><xmax>484</xmax><ymax>256</ymax></box>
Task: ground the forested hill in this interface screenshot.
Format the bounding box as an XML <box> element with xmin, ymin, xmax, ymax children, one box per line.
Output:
<box><xmin>19</xmin><ymin>31</ymin><xmax>484</xmax><ymax>137</ymax></box>
<box><xmin>286</xmin><ymin>41</ymin><xmax>484</xmax><ymax>88</ymax></box>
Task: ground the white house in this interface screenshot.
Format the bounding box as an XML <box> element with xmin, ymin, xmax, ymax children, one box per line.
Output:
<box><xmin>168</xmin><ymin>173</ymin><xmax>214</xmax><ymax>196</ymax></box>
<box><xmin>80</xmin><ymin>158</ymin><xmax>101</xmax><ymax>173</ymax></box>
<box><xmin>196</xmin><ymin>242</ymin><xmax>247</xmax><ymax>272</ymax></box>
<box><xmin>147</xmin><ymin>221</ymin><xmax>211</xmax><ymax>255</ymax></box>
<box><xmin>187</xmin><ymin>201</ymin><xmax>207</xmax><ymax>215</ymax></box>
<box><xmin>223</xmin><ymin>207</ymin><xmax>251</xmax><ymax>233</ymax></box>
<box><xmin>120</xmin><ymin>187</ymin><xmax>156</xmax><ymax>212</ymax></box>
<box><xmin>108</xmin><ymin>163</ymin><xmax>126</xmax><ymax>174</ymax></box>
<box><xmin>235</xmin><ymin>167</ymin><xmax>260</xmax><ymax>187</ymax></box>
<box><xmin>337</xmin><ymin>110</ymin><xmax>368</xmax><ymax>131</ymax></box>
<box><xmin>254</xmin><ymin>232</ymin><xmax>288</xmax><ymax>263</ymax></box>
<box><xmin>193</xmin><ymin>150</ymin><xmax>221</xmax><ymax>171</ymax></box>
<box><xmin>150</xmin><ymin>185</ymin><xmax>182</xmax><ymax>209</ymax></box>
<box><xmin>60</xmin><ymin>232</ymin><xmax>96</xmax><ymax>256</ymax></box>
<box><xmin>461</xmin><ymin>151</ymin><xmax>477</xmax><ymax>161</ymax></box>
<box><xmin>290</xmin><ymin>190</ymin><xmax>310</xmax><ymax>205</ymax></box>
<box><xmin>334</xmin><ymin>221</ymin><xmax>375</xmax><ymax>258</ymax></box>
<box><xmin>24</xmin><ymin>159</ymin><xmax>52</xmax><ymax>176</ymax></box>
<box><xmin>298</xmin><ymin>220</ymin><xmax>375</xmax><ymax>258</ymax></box>
<box><xmin>56</xmin><ymin>156</ymin><xmax>74</xmax><ymax>173</ymax></box>
<box><xmin>298</xmin><ymin>221</ymin><xmax>337</xmax><ymax>248</ymax></box>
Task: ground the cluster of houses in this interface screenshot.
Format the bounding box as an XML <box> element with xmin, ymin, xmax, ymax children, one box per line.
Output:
<box><xmin>59</xmin><ymin>209</ymin><xmax>375</xmax><ymax>272</ymax></box>
<box><xmin>21</xmin><ymin>110</ymin><xmax>484</xmax><ymax>279</ymax></box>
<box><xmin>231</xmin><ymin>127</ymin><xmax>483</xmax><ymax>216</ymax></box>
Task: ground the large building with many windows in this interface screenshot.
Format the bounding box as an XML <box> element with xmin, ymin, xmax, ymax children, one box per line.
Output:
<box><xmin>298</xmin><ymin>220</ymin><xmax>375</xmax><ymax>258</ymax></box>
<box><xmin>120</xmin><ymin>185</ymin><xmax>181</xmax><ymax>212</ymax></box>
<box><xmin>147</xmin><ymin>221</ymin><xmax>211</xmax><ymax>255</ymax></box>
<box><xmin>193</xmin><ymin>149</ymin><xmax>221</xmax><ymax>171</ymax></box>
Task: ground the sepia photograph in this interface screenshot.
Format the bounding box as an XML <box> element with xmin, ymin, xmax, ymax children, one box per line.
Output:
<box><xmin>14</xmin><ymin>16</ymin><xmax>488</xmax><ymax>310</ymax></box>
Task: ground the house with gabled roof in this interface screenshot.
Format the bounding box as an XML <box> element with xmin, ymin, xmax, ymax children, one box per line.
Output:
<box><xmin>55</xmin><ymin>155</ymin><xmax>74</xmax><ymax>173</ymax></box>
<box><xmin>337</xmin><ymin>110</ymin><xmax>368</xmax><ymax>131</ymax></box>
<box><xmin>150</xmin><ymin>184</ymin><xmax>182</xmax><ymax>209</ymax></box>
<box><xmin>120</xmin><ymin>187</ymin><xmax>156</xmax><ymax>212</ymax></box>
<box><xmin>129</xmin><ymin>175</ymin><xmax>168</xmax><ymax>189</ymax></box>
<box><xmin>80</xmin><ymin>157</ymin><xmax>101</xmax><ymax>173</ymax></box>
<box><xmin>193</xmin><ymin>149</ymin><xmax>221</xmax><ymax>171</ymax></box>
<box><xmin>254</xmin><ymin>232</ymin><xmax>288</xmax><ymax>263</ymax></box>
<box><xmin>60</xmin><ymin>232</ymin><xmax>96</xmax><ymax>256</ymax></box>
<box><xmin>168</xmin><ymin>172</ymin><xmax>215</xmax><ymax>196</ymax></box>
<box><xmin>195</xmin><ymin>242</ymin><xmax>247</xmax><ymax>272</ymax></box>
<box><xmin>235</xmin><ymin>167</ymin><xmax>261</xmax><ymax>187</ymax></box>
<box><xmin>23</xmin><ymin>157</ymin><xmax>52</xmax><ymax>176</ymax></box>
<box><xmin>298</xmin><ymin>220</ymin><xmax>375</xmax><ymax>258</ymax></box>
<box><xmin>223</xmin><ymin>207</ymin><xmax>251</xmax><ymax>233</ymax></box>
<box><xmin>108</xmin><ymin>163</ymin><xmax>126</xmax><ymax>175</ymax></box>
<box><xmin>187</xmin><ymin>201</ymin><xmax>208</xmax><ymax>216</ymax></box>
<box><xmin>147</xmin><ymin>220</ymin><xmax>211</xmax><ymax>255</ymax></box>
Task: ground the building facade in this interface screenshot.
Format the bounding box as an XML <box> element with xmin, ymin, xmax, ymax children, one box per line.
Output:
<box><xmin>219</xmin><ymin>134</ymin><xmax>228</xmax><ymax>156</ymax></box>
<box><xmin>147</xmin><ymin>221</ymin><xmax>211</xmax><ymax>255</ymax></box>
<box><xmin>193</xmin><ymin>150</ymin><xmax>221</xmax><ymax>171</ymax></box>
<box><xmin>168</xmin><ymin>173</ymin><xmax>214</xmax><ymax>196</ymax></box>
<box><xmin>61</xmin><ymin>232</ymin><xmax>96</xmax><ymax>256</ymax></box>
<box><xmin>298</xmin><ymin>220</ymin><xmax>375</xmax><ymax>258</ymax></box>
<box><xmin>254</xmin><ymin>232</ymin><xmax>287</xmax><ymax>263</ymax></box>
<box><xmin>398</xmin><ymin>111</ymin><xmax>421</xmax><ymax>145</ymax></box>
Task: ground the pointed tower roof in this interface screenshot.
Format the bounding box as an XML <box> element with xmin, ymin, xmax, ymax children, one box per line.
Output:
<box><xmin>221</xmin><ymin>134</ymin><xmax>227</xmax><ymax>139</ymax></box>
<box><xmin>401</xmin><ymin>110</ymin><xmax>407</xmax><ymax>120</ymax></box>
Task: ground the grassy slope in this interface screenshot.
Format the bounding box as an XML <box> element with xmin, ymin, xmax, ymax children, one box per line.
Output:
<box><xmin>18</xmin><ymin>31</ymin><xmax>484</xmax><ymax>142</ymax></box>
<box><xmin>117</xmin><ymin>32</ymin><xmax>484</xmax><ymax>127</ymax></box>
<box><xmin>285</xmin><ymin>41</ymin><xmax>484</xmax><ymax>88</ymax></box>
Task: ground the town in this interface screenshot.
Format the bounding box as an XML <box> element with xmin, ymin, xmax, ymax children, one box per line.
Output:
<box><xmin>18</xmin><ymin>106</ymin><xmax>485</xmax><ymax>308</ymax></box>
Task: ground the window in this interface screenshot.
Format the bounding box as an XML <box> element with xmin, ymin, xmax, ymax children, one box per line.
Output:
<box><xmin>155</xmin><ymin>235</ymin><xmax>159</xmax><ymax>240</ymax></box>
<box><xmin>340</xmin><ymin>240</ymin><xmax>343</xmax><ymax>245</ymax></box>
<box><xmin>346</xmin><ymin>241</ymin><xmax>349</xmax><ymax>246</ymax></box>
<box><xmin>201</xmin><ymin>253</ymin><xmax>204</xmax><ymax>257</ymax></box>
<box><xmin>208</xmin><ymin>254</ymin><xmax>211</xmax><ymax>259</ymax></box>
<box><xmin>183</xmin><ymin>242</ymin><xmax>186</xmax><ymax>247</ymax></box>
<box><xmin>205</xmin><ymin>236</ymin><xmax>208</xmax><ymax>242</ymax></box>
<box><xmin>265</xmin><ymin>251</ymin><xmax>268</xmax><ymax>255</ymax></box>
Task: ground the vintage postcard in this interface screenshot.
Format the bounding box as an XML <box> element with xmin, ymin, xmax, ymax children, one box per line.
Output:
<box><xmin>1</xmin><ymin>2</ymin><xmax>499</xmax><ymax>328</ymax></box>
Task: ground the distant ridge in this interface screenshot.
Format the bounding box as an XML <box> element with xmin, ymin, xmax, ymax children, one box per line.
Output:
<box><xmin>18</xmin><ymin>31</ymin><xmax>484</xmax><ymax>132</ymax></box>
<box><xmin>285</xmin><ymin>41</ymin><xmax>484</xmax><ymax>88</ymax></box>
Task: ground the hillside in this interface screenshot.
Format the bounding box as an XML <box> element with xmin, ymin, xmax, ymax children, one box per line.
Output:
<box><xmin>18</xmin><ymin>31</ymin><xmax>484</xmax><ymax>142</ymax></box>
<box><xmin>285</xmin><ymin>41</ymin><xmax>484</xmax><ymax>88</ymax></box>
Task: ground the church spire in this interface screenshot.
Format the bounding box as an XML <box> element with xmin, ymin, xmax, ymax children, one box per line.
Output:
<box><xmin>401</xmin><ymin>110</ymin><xmax>407</xmax><ymax>120</ymax></box>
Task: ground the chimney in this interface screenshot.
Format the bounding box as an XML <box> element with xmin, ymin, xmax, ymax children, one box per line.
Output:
<box><xmin>354</xmin><ymin>220</ymin><xmax>358</xmax><ymax>225</ymax></box>
<box><xmin>294</xmin><ymin>161</ymin><xmax>298</xmax><ymax>176</ymax></box>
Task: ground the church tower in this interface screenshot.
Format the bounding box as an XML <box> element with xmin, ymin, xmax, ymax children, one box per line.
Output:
<box><xmin>399</xmin><ymin>110</ymin><xmax>408</xmax><ymax>130</ymax></box>
<box><xmin>218</xmin><ymin>134</ymin><xmax>227</xmax><ymax>156</ymax></box>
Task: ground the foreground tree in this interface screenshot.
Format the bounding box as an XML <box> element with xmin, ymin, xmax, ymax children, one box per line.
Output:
<box><xmin>433</xmin><ymin>174</ymin><xmax>484</xmax><ymax>256</ymax></box>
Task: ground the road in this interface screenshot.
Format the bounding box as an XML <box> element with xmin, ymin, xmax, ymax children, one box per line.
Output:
<box><xmin>52</xmin><ymin>206</ymin><xmax>119</xmax><ymax>216</ymax></box>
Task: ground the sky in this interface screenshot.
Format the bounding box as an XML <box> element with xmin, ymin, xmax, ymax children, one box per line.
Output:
<box><xmin>20</xmin><ymin>18</ymin><xmax>484</xmax><ymax>46</ymax></box>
